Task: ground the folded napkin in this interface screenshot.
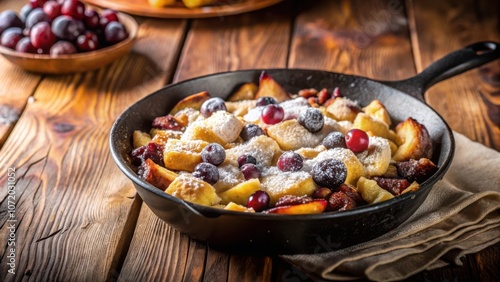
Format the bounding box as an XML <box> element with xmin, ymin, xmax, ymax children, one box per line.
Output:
<box><xmin>282</xmin><ymin>132</ymin><xmax>500</xmax><ymax>281</ymax></box>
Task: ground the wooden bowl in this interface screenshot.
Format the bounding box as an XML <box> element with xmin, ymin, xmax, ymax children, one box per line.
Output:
<box><xmin>0</xmin><ymin>13</ymin><xmax>138</xmax><ymax>74</ymax></box>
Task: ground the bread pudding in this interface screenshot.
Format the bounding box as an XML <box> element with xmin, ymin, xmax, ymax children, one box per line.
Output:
<box><xmin>130</xmin><ymin>71</ymin><xmax>438</xmax><ymax>214</ymax></box>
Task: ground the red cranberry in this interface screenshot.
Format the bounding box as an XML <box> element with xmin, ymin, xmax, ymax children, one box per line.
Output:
<box><xmin>50</xmin><ymin>40</ymin><xmax>77</xmax><ymax>55</ymax></box>
<box><xmin>15</xmin><ymin>37</ymin><xmax>36</xmax><ymax>53</ymax></box>
<box><xmin>76</xmin><ymin>31</ymin><xmax>98</xmax><ymax>51</ymax></box>
<box><xmin>201</xmin><ymin>143</ymin><xmax>226</xmax><ymax>166</ymax></box>
<box><xmin>43</xmin><ymin>1</ymin><xmax>62</xmax><ymax>21</ymax></box>
<box><xmin>256</xmin><ymin>96</ymin><xmax>277</xmax><ymax>106</ymax></box>
<box><xmin>312</xmin><ymin>158</ymin><xmax>347</xmax><ymax>189</ymax></box>
<box><xmin>25</xmin><ymin>8</ymin><xmax>50</xmax><ymax>29</ymax></box>
<box><xmin>193</xmin><ymin>162</ymin><xmax>219</xmax><ymax>185</ymax></box>
<box><xmin>30</xmin><ymin>22</ymin><xmax>55</xmax><ymax>51</ymax></box>
<box><xmin>240</xmin><ymin>163</ymin><xmax>260</xmax><ymax>180</ymax></box>
<box><xmin>130</xmin><ymin>142</ymin><xmax>164</xmax><ymax>166</ymax></box>
<box><xmin>30</xmin><ymin>0</ymin><xmax>48</xmax><ymax>9</ymax></box>
<box><xmin>261</xmin><ymin>104</ymin><xmax>284</xmax><ymax>124</ymax></box>
<box><xmin>297</xmin><ymin>107</ymin><xmax>324</xmax><ymax>133</ymax></box>
<box><xmin>200</xmin><ymin>97</ymin><xmax>226</xmax><ymax>118</ymax></box>
<box><xmin>61</xmin><ymin>0</ymin><xmax>85</xmax><ymax>20</ymax></box>
<box><xmin>83</xmin><ymin>9</ymin><xmax>100</xmax><ymax>30</ymax></box>
<box><xmin>0</xmin><ymin>27</ymin><xmax>23</xmax><ymax>49</ymax></box>
<box><xmin>277</xmin><ymin>151</ymin><xmax>303</xmax><ymax>172</ymax></box>
<box><xmin>345</xmin><ymin>129</ymin><xmax>369</xmax><ymax>153</ymax></box>
<box><xmin>99</xmin><ymin>9</ymin><xmax>119</xmax><ymax>29</ymax></box>
<box><xmin>247</xmin><ymin>190</ymin><xmax>270</xmax><ymax>212</ymax></box>
<box><xmin>237</xmin><ymin>154</ymin><xmax>257</xmax><ymax>168</ymax></box>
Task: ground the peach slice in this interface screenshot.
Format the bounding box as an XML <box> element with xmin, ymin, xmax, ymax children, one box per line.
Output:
<box><xmin>264</xmin><ymin>199</ymin><xmax>327</xmax><ymax>215</ymax></box>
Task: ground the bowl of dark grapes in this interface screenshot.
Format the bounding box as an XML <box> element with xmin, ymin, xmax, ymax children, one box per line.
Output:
<box><xmin>0</xmin><ymin>0</ymin><xmax>137</xmax><ymax>74</ymax></box>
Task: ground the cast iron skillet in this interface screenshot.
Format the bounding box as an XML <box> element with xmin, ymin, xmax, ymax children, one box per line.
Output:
<box><xmin>110</xmin><ymin>42</ymin><xmax>499</xmax><ymax>254</ymax></box>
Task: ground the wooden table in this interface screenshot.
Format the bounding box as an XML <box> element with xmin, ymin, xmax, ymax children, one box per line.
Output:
<box><xmin>1</xmin><ymin>0</ymin><xmax>498</xmax><ymax>281</ymax></box>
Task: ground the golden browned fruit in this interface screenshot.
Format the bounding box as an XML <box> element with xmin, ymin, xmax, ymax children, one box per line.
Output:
<box><xmin>357</xmin><ymin>177</ymin><xmax>394</xmax><ymax>204</ymax></box>
<box><xmin>140</xmin><ymin>159</ymin><xmax>178</xmax><ymax>190</ymax></box>
<box><xmin>165</xmin><ymin>174</ymin><xmax>220</xmax><ymax>206</ymax></box>
<box><xmin>218</xmin><ymin>178</ymin><xmax>261</xmax><ymax>205</ymax></box>
<box><xmin>169</xmin><ymin>91</ymin><xmax>211</xmax><ymax>115</ymax></box>
<box><xmin>133</xmin><ymin>130</ymin><xmax>152</xmax><ymax>148</ymax></box>
<box><xmin>264</xmin><ymin>199</ymin><xmax>327</xmax><ymax>214</ymax></box>
<box><xmin>255</xmin><ymin>72</ymin><xmax>290</xmax><ymax>103</ymax></box>
<box><xmin>392</xmin><ymin>118</ymin><xmax>433</xmax><ymax>162</ymax></box>
<box><xmin>363</xmin><ymin>100</ymin><xmax>392</xmax><ymax>126</ymax></box>
<box><xmin>228</xmin><ymin>82</ymin><xmax>258</xmax><ymax>101</ymax></box>
<box><xmin>353</xmin><ymin>112</ymin><xmax>390</xmax><ymax>139</ymax></box>
<box><xmin>224</xmin><ymin>202</ymin><xmax>255</xmax><ymax>212</ymax></box>
<box><xmin>163</xmin><ymin>139</ymin><xmax>208</xmax><ymax>172</ymax></box>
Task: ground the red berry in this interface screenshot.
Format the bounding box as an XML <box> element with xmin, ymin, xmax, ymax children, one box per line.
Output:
<box><xmin>237</xmin><ymin>155</ymin><xmax>257</xmax><ymax>168</ymax></box>
<box><xmin>239</xmin><ymin>124</ymin><xmax>265</xmax><ymax>141</ymax></box>
<box><xmin>30</xmin><ymin>21</ymin><xmax>55</xmax><ymax>50</ymax></box>
<box><xmin>200</xmin><ymin>97</ymin><xmax>226</xmax><ymax>118</ymax></box>
<box><xmin>345</xmin><ymin>129</ymin><xmax>369</xmax><ymax>153</ymax></box>
<box><xmin>277</xmin><ymin>151</ymin><xmax>303</xmax><ymax>172</ymax></box>
<box><xmin>312</xmin><ymin>159</ymin><xmax>347</xmax><ymax>189</ymax></box>
<box><xmin>261</xmin><ymin>104</ymin><xmax>284</xmax><ymax>124</ymax></box>
<box><xmin>240</xmin><ymin>163</ymin><xmax>260</xmax><ymax>180</ymax></box>
<box><xmin>61</xmin><ymin>0</ymin><xmax>85</xmax><ymax>20</ymax></box>
<box><xmin>256</xmin><ymin>96</ymin><xmax>277</xmax><ymax>106</ymax></box>
<box><xmin>76</xmin><ymin>31</ymin><xmax>98</xmax><ymax>52</ymax></box>
<box><xmin>297</xmin><ymin>107</ymin><xmax>324</xmax><ymax>133</ymax></box>
<box><xmin>0</xmin><ymin>10</ymin><xmax>24</xmax><ymax>35</ymax></box>
<box><xmin>193</xmin><ymin>162</ymin><xmax>219</xmax><ymax>185</ymax></box>
<box><xmin>201</xmin><ymin>143</ymin><xmax>226</xmax><ymax>166</ymax></box>
<box><xmin>43</xmin><ymin>1</ymin><xmax>62</xmax><ymax>21</ymax></box>
<box><xmin>84</xmin><ymin>9</ymin><xmax>100</xmax><ymax>30</ymax></box>
<box><xmin>30</xmin><ymin>0</ymin><xmax>48</xmax><ymax>9</ymax></box>
<box><xmin>247</xmin><ymin>190</ymin><xmax>270</xmax><ymax>212</ymax></box>
<box><xmin>15</xmin><ymin>37</ymin><xmax>37</xmax><ymax>53</ymax></box>
<box><xmin>99</xmin><ymin>9</ymin><xmax>119</xmax><ymax>29</ymax></box>
<box><xmin>332</xmin><ymin>87</ymin><xmax>341</xmax><ymax>98</ymax></box>
<box><xmin>0</xmin><ymin>27</ymin><xmax>23</xmax><ymax>49</ymax></box>
<box><xmin>50</xmin><ymin>40</ymin><xmax>77</xmax><ymax>55</ymax></box>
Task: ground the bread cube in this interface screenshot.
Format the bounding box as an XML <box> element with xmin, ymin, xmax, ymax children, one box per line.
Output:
<box><xmin>362</xmin><ymin>100</ymin><xmax>392</xmax><ymax>126</ymax></box>
<box><xmin>355</xmin><ymin>136</ymin><xmax>391</xmax><ymax>176</ymax></box>
<box><xmin>267</xmin><ymin>120</ymin><xmax>323</xmax><ymax>151</ymax></box>
<box><xmin>392</xmin><ymin>117</ymin><xmax>433</xmax><ymax>161</ymax></box>
<box><xmin>163</xmin><ymin>139</ymin><xmax>208</xmax><ymax>172</ymax></box>
<box><xmin>224</xmin><ymin>202</ymin><xmax>255</xmax><ymax>212</ymax></box>
<box><xmin>165</xmin><ymin>174</ymin><xmax>220</xmax><ymax>206</ymax></box>
<box><xmin>182</xmin><ymin>111</ymin><xmax>244</xmax><ymax>145</ymax></box>
<box><xmin>225</xmin><ymin>135</ymin><xmax>282</xmax><ymax>167</ymax></box>
<box><xmin>260</xmin><ymin>167</ymin><xmax>317</xmax><ymax>205</ymax></box>
<box><xmin>353</xmin><ymin>113</ymin><xmax>390</xmax><ymax>139</ymax></box>
<box><xmin>218</xmin><ymin>178</ymin><xmax>261</xmax><ymax>205</ymax></box>
<box><xmin>213</xmin><ymin>163</ymin><xmax>246</xmax><ymax>193</ymax></box>
<box><xmin>326</xmin><ymin>97</ymin><xmax>361</xmax><ymax>122</ymax></box>
<box><xmin>133</xmin><ymin>130</ymin><xmax>152</xmax><ymax>148</ymax></box>
<box><xmin>357</xmin><ymin>177</ymin><xmax>394</xmax><ymax>204</ymax></box>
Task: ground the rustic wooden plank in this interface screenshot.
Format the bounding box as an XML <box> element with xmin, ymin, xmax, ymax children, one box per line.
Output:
<box><xmin>406</xmin><ymin>0</ymin><xmax>500</xmax><ymax>280</ymax></box>
<box><xmin>119</xmin><ymin>2</ymin><xmax>292</xmax><ymax>281</ymax></box>
<box><xmin>407</xmin><ymin>0</ymin><xmax>500</xmax><ymax>150</ymax></box>
<box><xmin>0</xmin><ymin>17</ymin><xmax>186</xmax><ymax>281</ymax></box>
<box><xmin>0</xmin><ymin>1</ymin><xmax>43</xmax><ymax>147</ymax></box>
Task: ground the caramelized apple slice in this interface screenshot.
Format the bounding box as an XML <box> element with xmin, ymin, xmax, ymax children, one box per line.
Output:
<box><xmin>169</xmin><ymin>91</ymin><xmax>211</xmax><ymax>115</ymax></box>
<box><xmin>392</xmin><ymin>118</ymin><xmax>433</xmax><ymax>162</ymax></box>
<box><xmin>264</xmin><ymin>199</ymin><xmax>327</xmax><ymax>214</ymax></box>
<box><xmin>255</xmin><ymin>71</ymin><xmax>290</xmax><ymax>102</ymax></box>
<box><xmin>362</xmin><ymin>100</ymin><xmax>392</xmax><ymax>126</ymax></box>
<box><xmin>133</xmin><ymin>130</ymin><xmax>152</xmax><ymax>148</ymax></box>
<box><xmin>140</xmin><ymin>159</ymin><xmax>178</xmax><ymax>191</ymax></box>
<box><xmin>218</xmin><ymin>178</ymin><xmax>261</xmax><ymax>205</ymax></box>
<box><xmin>228</xmin><ymin>82</ymin><xmax>258</xmax><ymax>101</ymax></box>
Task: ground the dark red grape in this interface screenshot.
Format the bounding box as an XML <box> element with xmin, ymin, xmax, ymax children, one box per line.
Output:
<box><xmin>193</xmin><ymin>162</ymin><xmax>219</xmax><ymax>185</ymax></box>
<box><xmin>297</xmin><ymin>107</ymin><xmax>324</xmax><ymax>133</ymax></box>
<box><xmin>30</xmin><ymin>21</ymin><xmax>55</xmax><ymax>50</ymax></box>
<box><xmin>50</xmin><ymin>40</ymin><xmax>77</xmax><ymax>55</ymax></box>
<box><xmin>345</xmin><ymin>129</ymin><xmax>369</xmax><ymax>153</ymax></box>
<box><xmin>240</xmin><ymin>163</ymin><xmax>260</xmax><ymax>180</ymax></box>
<box><xmin>247</xmin><ymin>190</ymin><xmax>270</xmax><ymax>212</ymax></box>
<box><xmin>51</xmin><ymin>15</ymin><xmax>82</xmax><ymax>41</ymax></box>
<box><xmin>99</xmin><ymin>9</ymin><xmax>118</xmax><ymax>29</ymax></box>
<box><xmin>25</xmin><ymin>8</ymin><xmax>50</xmax><ymax>29</ymax></box>
<box><xmin>261</xmin><ymin>104</ymin><xmax>284</xmax><ymax>124</ymax></box>
<box><xmin>201</xmin><ymin>143</ymin><xmax>226</xmax><ymax>166</ymax></box>
<box><xmin>61</xmin><ymin>0</ymin><xmax>85</xmax><ymax>20</ymax></box>
<box><xmin>20</xmin><ymin>4</ymin><xmax>34</xmax><ymax>22</ymax></box>
<box><xmin>0</xmin><ymin>10</ymin><xmax>24</xmax><ymax>35</ymax></box>
<box><xmin>322</xmin><ymin>131</ymin><xmax>346</xmax><ymax>149</ymax></box>
<box><xmin>200</xmin><ymin>97</ymin><xmax>227</xmax><ymax>118</ymax></box>
<box><xmin>104</xmin><ymin>21</ymin><xmax>128</xmax><ymax>44</ymax></box>
<box><xmin>256</xmin><ymin>96</ymin><xmax>277</xmax><ymax>106</ymax></box>
<box><xmin>30</xmin><ymin>0</ymin><xmax>48</xmax><ymax>9</ymax></box>
<box><xmin>83</xmin><ymin>9</ymin><xmax>100</xmax><ymax>30</ymax></box>
<box><xmin>312</xmin><ymin>158</ymin><xmax>347</xmax><ymax>189</ymax></box>
<box><xmin>15</xmin><ymin>36</ymin><xmax>36</xmax><ymax>53</ymax></box>
<box><xmin>277</xmin><ymin>151</ymin><xmax>303</xmax><ymax>172</ymax></box>
<box><xmin>43</xmin><ymin>1</ymin><xmax>62</xmax><ymax>21</ymax></box>
<box><xmin>76</xmin><ymin>31</ymin><xmax>98</xmax><ymax>51</ymax></box>
<box><xmin>237</xmin><ymin>154</ymin><xmax>257</xmax><ymax>168</ymax></box>
<box><xmin>239</xmin><ymin>123</ymin><xmax>265</xmax><ymax>141</ymax></box>
<box><xmin>0</xmin><ymin>27</ymin><xmax>23</xmax><ymax>49</ymax></box>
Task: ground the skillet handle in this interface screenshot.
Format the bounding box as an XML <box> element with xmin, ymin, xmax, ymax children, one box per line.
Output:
<box><xmin>381</xmin><ymin>41</ymin><xmax>500</xmax><ymax>102</ymax></box>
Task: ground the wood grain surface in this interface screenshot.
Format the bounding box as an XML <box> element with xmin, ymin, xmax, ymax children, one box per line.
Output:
<box><xmin>0</xmin><ymin>0</ymin><xmax>498</xmax><ymax>281</ymax></box>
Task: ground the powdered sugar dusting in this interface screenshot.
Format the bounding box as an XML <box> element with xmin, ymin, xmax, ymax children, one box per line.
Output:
<box><xmin>226</xmin><ymin>135</ymin><xmax>280</xmax><ymax>167</ymax></box>
<box><xmin>302</xmin><ymin>148</ymin><xmax>356</xmax><ymax>173</ymax></box>
<box><xmin>356</xmin><ymin>136</ymin><xmax>391</xmax><ymax>176</ymax></box>
<box><xmin>214</xmin><ymin>163</ymin><xmax>245</xmax><ymax>193</ymax></box>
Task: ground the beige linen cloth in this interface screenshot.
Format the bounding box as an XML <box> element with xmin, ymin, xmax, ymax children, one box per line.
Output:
<box><xmin>283</xmin><ymin>132</ymin><xmax>500</xmax><ymax>281</ymax></box>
